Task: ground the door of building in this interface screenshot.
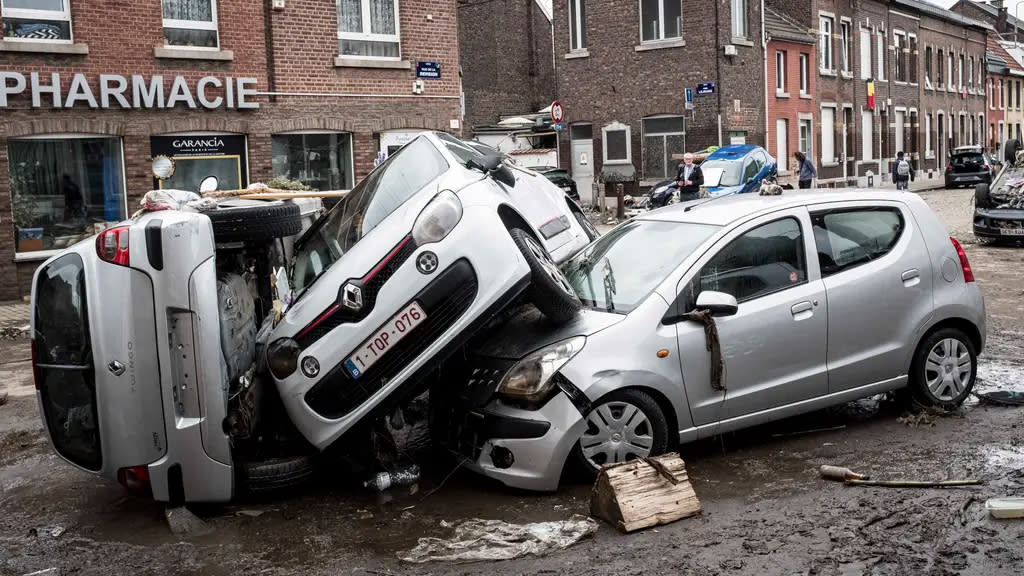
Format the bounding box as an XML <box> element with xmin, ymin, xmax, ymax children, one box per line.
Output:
<box><xmin>895</xmin><ymin>110</ymin><xmax>906</xmax><ymax>157</ymax></box>
<box><xmin>570</xmin><ymin>124</ymin><xmax>595</xmax><ymax>205</ymax></box>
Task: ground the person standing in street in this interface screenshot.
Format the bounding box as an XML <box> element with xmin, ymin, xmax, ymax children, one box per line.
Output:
<box><xmin>794</xmin><ymin>151</ymin><xmax>816</xmax><ymax>189</ymax></box>
<box><xmin>676</xmin><ymin>153</ymin><xmax>703</xmax><ymax>201</ymax></box>
<box><xmin>892</xmin><ymin>151</ymin><xmax>914</xmax><ymax>191</ymax></box>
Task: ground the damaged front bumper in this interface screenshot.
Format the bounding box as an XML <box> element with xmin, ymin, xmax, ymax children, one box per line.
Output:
<box><xmin>973</xmin><ymin>207</ymin><xmax>1024</xmax><ymax>239</ymax></box>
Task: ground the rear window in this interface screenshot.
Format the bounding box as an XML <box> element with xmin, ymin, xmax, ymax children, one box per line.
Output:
<box><xmin>811</xmin><ymin>208</ymin><xmax>904</xmax><ymax>277</ymax></box>
<box><xmin>34</xmin><ymin>254</ymin><xmax>101</xmax><ymax>471</ymax></box>
<box><xmin>952</xmin><ymin>153</ymin><xmax>985</xmax><ymax>166</ymax></box>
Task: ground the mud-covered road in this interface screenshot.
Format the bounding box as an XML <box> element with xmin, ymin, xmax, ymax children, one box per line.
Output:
<box><xmin>3</xmin><ymin>188</ymin><xmax>1024</xmax><ymax>576</ymax></box>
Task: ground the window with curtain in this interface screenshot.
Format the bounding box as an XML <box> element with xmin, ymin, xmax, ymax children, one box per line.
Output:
<box><xmin>937</xmin><ymin>50</ymin><xmax>943</xmax><ymax>87</ymax></box>
<box><xmin>338</xmin><ymin>0</ymin><xmax>400</xmax><ymax>58</ymax></box>
<box><xmin>603</xmin><ymin>122</ymin><xmax>631</xmax><ymax>164</ymax></box>
<box><xmin>908</xmin><ymin>35</ymin><xmax>917</xmax><ymax>84</ymax></box>
<box><xmin>272</xmin><ymin>133</ymin><xmax>355</xmax><ymax>191</ymax></box>
<box><xmin>859</xmin><ymin>27</ymin><xmax>871</xmax><ymax>80</ymax></box>
<box><xmin>731</xmin><ymin>0</ymin><xmax>747</xmax><ymax>39</ymax></box>
<box><xmin>819</xmin><ymin>16</ymin><xmax>833</xmax><ymax>71</ymax></box>
<box><xmin>800</xmin><ymin>53</ymin><xmax>809</xmax><ymax>94</ymax></box>
<box><xmin>642</xmin><ymin>116</ymin><xmax>685</xmax><ymax>180</ymax></box>
<box><xmin>1</xmin><ymin>0</ymin><xmax>72</xmax><ymax>41</ymax></box>
<box><xmin>640</xmin><ymin>0</ymin><xmax>681</xmax><ymax>43</ymax></box>
<box><xmin>569</xmin><ymin>0</ymin><xmax>586</xmax><ymax>51</ymax></box>
<box><xmin>877</xmin><ymin>32</ymin><xmax>886</xmax><ymax>81</ymax></box>
<box><xmin>799</xmin><ymin>118</ymin><xmax>812</xmax><ymax>155</ymax></box>
<box><xmin>8</xmin><ymin>137</ymin><xmax>126</xmax><ymax>255</ymax></box>
<box><xmin>925</xmin><ymin>46</ymin><xmax>932</xmax><ymax>88</ymax></box>
<box><xmin>893</xmin><ymin>32</ymin><xmax>905</xmax><ymax>82</ymax></box>
<box><xmin>821</xmin><ymin>107</ymin><xmax>835</xmax><ymax>164</ymax></box>
<box><xmin>840</xmin><ymin>21</ymin><xmax>851</xmax><ymax>74</ymax></box>
<box><xmin>162</xmin><ymin>0</ymin><xmax>218</xmax><ymax>48</ymax></box>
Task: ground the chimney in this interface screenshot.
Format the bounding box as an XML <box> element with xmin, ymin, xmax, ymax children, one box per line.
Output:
<box><xmin>998</xmin><ymin>1</ymin><xmax>1009</xmax><ymax>34</ymax></box>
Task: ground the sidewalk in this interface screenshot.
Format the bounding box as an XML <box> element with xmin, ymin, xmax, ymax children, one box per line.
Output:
<box><xmin>875</xmin><ymin>177</ymin><xmax>946</xmax><ymax>193</ymax></box>
<box><xmin>0</xmin><ymin>301</ymin><xmax>29</xmax><ymax>328</ymax></box>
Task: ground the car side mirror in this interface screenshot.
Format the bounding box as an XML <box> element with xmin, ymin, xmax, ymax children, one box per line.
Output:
<box><xmin>695</xmin><ymin>291</ymin><xmax>738</xmax><ymax>317</ymax></box>
<box><xmin>467</xmin><ymin>154</ymin><xmax>516</xmax><ymax>188</ymax></box>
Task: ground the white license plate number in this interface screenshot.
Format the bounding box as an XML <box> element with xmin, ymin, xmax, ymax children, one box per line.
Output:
<box><xmin>344</xmin><ymin>302</ymin><xmax>427</xmax><ymax>379</ymax></box>
<box><xmin>1000</xmin><ymin>228</ymin><xmax>1024</xmax><ymax>236</ymax></box>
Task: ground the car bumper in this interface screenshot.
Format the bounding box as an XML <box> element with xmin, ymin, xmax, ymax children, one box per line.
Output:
<box><xmin>437</xmin><ymin>387</ymin><xmax>588</xmax><ymax>492</ymax></box>
<box><xmin>274</xmin><ymin>206</ymin><xmax>534</xmax><ymax>450</ymax></box>
<box><xmin>974</xmin><ymin>208</ymin><xmax>1024</xmax><ymax>238</ymax></box>
<box><xmin>947</xmin><ymin>173</ymin><xmax>991</xmax><ymax>186</ymax></box>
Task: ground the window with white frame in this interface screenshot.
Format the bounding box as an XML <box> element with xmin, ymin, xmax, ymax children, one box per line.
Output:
<box><xmin>640</xmin><ymin>0</ymin><xmax>681</xmax><ymax>43</ymax></box>
<box><xmin>893</xmin><ymin>31</ymin><xmax>905</xmax><ymax>82</ymax></box>
<box><xmin>926</xmin><ymin>113</ymin><xmax>932</xmax><ymax>157</ymax></box>
<box><xmin>1</xmin><ymin>0</ymin><xmax>72</xmax><ymax>41</ymax></box>
<box><xmin>861</xmin><ymin>109</ymin><xmax>873</xmax><ymax>161</ymax></box>
<box><xmin>908</xmin><ymin>35</ymin><xmax>917</xmax><ymax>84</ymax></box>
<box><xmin>859</xmin><ymin>27</ymin><xmax>871</xmax><ymax>80</ymax></box>
<box><xmin>162</xmin><ymin>0</ymin><xmax>219</xmax><ymax>48</ymax></box>
<box><xmin>602</xmin><ymin>122</ymin><xmax>631</xmax><ymax>164</ymax></box>
<box><xmin>338</xmin><ymin>0</ymin><xmax>401</xmax><ymax>59</ymax></box>
<box><xmin>800</xmin><ymin>53</ymin><xmax>809</xmax><ymax>95</ymax></box>
<box><xmin>569</xmin><ymin>0</ymin><xmax>586</xmax><ymax>51</ymax></box>
<box><xmin>968</xmin><ymin>57</ymin><xmax>974</xmax><ymax>90</ymax></box>
<box><xmin>799</xmin><ymin>118</ymin><xmax>812</xmax><ymax>155</ymax></box>
<box><xmin>876</xmin><ymin>30</ymin><xmax>885</xmax><ymax>81</ymax></box>
<box><xmin>776</xmin><ymin>50</ymin><xmax>786</xmax><ymax>93</ymax></box>
<box><xmin>776</xmin><ymin>119</ymin><xmax>789</xmax><ymax>172</ymax></box>
<box><xmin>947</xmin><ymin>53</ymin><xmax>953</xmax><ymax>91</ymax></box>
<box><xmin>731</xmin><ymin>0</ymin><xmax>747</xmax><ymax>39</ymax></box>
<box><xmin>821</xmin><ymin>107</ymin><xmax>835</xmax><ymax>164</ymax></box>
<box><xmin>937</xmin><ymin>49</ymin><xmax>944</xmax><ymax>87</ymax></box>
<box><xmin>959</xmin><ymin>54</ymin><xmax>964</xmax><ymax>90</ymax></box>
<box><xmin>840</xmin><ymin>20</ymin><xmax>851</xmax><ymax>75</ymax></box>
<box><xmin>819</xmin><ymin>16</ymin><xmax>834</xmax><ymax>72</ymax></box>
<box><xmin>642</xmin><ymin>116</ymin><xmax>685</xmax><ymax>180</ymax></box>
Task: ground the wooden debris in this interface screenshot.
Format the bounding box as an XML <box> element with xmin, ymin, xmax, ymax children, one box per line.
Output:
<box><xmin>589</xmin><ymin>453</ymin><xmax>701</xmax><ymax>533</ymax></box>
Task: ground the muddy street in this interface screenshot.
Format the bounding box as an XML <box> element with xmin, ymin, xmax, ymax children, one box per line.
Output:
<box><xmin>3</xmin><ymin>188</ymin><xmax>1024</xmax><ymax>576</ymax></box>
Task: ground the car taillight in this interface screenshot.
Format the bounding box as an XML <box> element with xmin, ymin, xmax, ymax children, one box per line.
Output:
<box><xmin>951</xmin><ymin>237</ymin><xmax>975</xmax><ymax>283</ymax></box>
<box><xmin>983</xmin><ymin>164</ymin><xmax>990</xmax><ymax>171</ymax></box>
<box><xmin>96</xmin><ymin>226</ymin><xmax>130</xmax><ymax>266</ymax></box>
<box><xmin>117</xmin><ymin>466</ymin><xmax>152</xmax><ymax>494</ymax></box>
<box><xmin>945</xmin><ymin>165</ymin><xmax>953</xmax><ymax>172</ymax></box>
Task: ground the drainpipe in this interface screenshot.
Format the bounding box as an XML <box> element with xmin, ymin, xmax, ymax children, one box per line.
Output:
<box><xmin>715</xmin><ymin>0</ymin><xmax>723</xmax><ymax>146</ymax></box>
<box><xmin>762</xmin><ymin>0</ymin><xmax>769</xmax><ymax>150</ymax></box>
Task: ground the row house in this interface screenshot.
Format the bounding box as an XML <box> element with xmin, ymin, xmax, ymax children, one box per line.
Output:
<box><xmin>765</xmin><ymin>7</ymin><xmax>817</xmax><ymax>186</ymax></box>
<box><xmin>0</xmin><ymin>0</ymin><xmax>462</xmax><ymax>299</ymax></box>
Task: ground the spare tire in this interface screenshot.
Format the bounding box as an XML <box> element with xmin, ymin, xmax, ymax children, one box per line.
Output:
<box><xmin>1005</xmin><ymin>139</ymin><xmax>1020</xmax><ymax>164</ymax></box>
<box><xmin>207</xmin><ymin>200</ymin><xmax>302</xmax><ymax>243</ymax></box>
<box><xmin>975</xmin><ymin>183</ymin><xmax>992</xmax><ymax>209</ymax></box>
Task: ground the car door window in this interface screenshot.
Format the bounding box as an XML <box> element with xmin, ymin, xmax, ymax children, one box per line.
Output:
<box><xmin>811</xmin><ymin>208</ymin><xmax>905</xmax><ymax>276</ymax></box>
<box><xmin>743</xmin><ymin>159</ymin><xmax>759</xmax><ymax>183</ymax></box>
<box><xmin>683</xmin><ymin>217</ymin><xmax>807</xmax><ymax>309</ymax></box>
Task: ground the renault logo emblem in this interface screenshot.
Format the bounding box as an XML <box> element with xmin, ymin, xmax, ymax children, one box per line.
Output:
<box><xmin>342</xmin><ymin>283</ymin><xmax>363</xmax><ymax>311</ymax></box>
<box><xmin>108</xmin><ymin>360</ymin><xmax>126</xmax><ymax>377</ymax></box>
<box><xmin>417</xmin><ymin>251</ymin><xmax>439</xmax><ymax>274</ymax></box>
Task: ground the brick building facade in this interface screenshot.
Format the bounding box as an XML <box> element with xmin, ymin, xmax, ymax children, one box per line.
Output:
<box><xmin>458</xmin><ymin>0</ymin><xmax>555</xmax><ymax>131</ymax></box>
<box><xmin>553</xmin><ymin>0</ymin><xmax>765</xmax><ymax>201</ymax></box>
<box><xmin>0</xmin><ymin>0</ymin><xmax>461</xmax><ymax>299</ymax></box>
<box><xmin>765</xmin><ymin>7</ymin><xmax>816</xmax><ymax>186</ymax></box>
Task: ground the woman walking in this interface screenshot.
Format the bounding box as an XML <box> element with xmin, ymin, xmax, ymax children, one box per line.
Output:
<box><xmin>794</xmin><ymin>151</ymin><xmax>816</xmax><ymax>189</ymax></box>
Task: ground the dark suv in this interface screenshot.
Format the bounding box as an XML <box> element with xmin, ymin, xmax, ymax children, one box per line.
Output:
<box><xmin>946</xmin><ymin>148</ymin><xmax>995</xmax><ymax>189</ymax></box>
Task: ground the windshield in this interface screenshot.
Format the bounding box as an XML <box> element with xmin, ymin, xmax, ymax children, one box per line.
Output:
<box><xmin>292</xmin><ymin>136</ymin><xmax>449</xmax><ymax>293</ymax></box>
<box><xmin>564</xmin><ymin>220</ymin><xmax>721</xmax><ymax>313</ymax></box>
<box><xmin>699</xmin><ymin>159</ymin><xmax>744</xmax><ymax>187</ymax></box>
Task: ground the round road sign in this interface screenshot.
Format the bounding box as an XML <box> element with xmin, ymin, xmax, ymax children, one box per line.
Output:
<box><xmin>551</xmin><ymin>101</ymin><xmax>564</xmax><ymax>124</ymax></box>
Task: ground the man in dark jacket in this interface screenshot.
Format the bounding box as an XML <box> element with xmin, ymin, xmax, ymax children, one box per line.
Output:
<box><xmin>676</xmin><ymin>153</ymin><xmax>703</xmax><ymax>200</ymax></box>
<box><xmin>892</xmin><ymin>151</ymin><xmax>914</xmax><ymax>191</ymax></box>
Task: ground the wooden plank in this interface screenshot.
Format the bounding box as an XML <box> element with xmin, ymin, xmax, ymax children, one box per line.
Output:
<box><xmin>589</xmin><ymin>453</ymin><xmax>701</xmax><ymax>533</ymax></box>
<box><xmin>237</xmin><ymin>191</ymin><xmax>349</xmax><ymax>200</ymax></box>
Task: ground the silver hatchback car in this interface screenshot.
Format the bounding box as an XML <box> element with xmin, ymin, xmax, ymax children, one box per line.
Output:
<box><xmin>436</xmin><ymin>190</ymin><xmax>986</xmax><ymax>491</ymax></box>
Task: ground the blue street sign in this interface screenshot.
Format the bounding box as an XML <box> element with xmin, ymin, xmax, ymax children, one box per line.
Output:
<box><xmin>553</xmin><ymin>122</ymin><xmax>564</xmax><ymax>132</ymax></box>
<box><xmin>696</xmin><ymin>82</ymin><xmax>716</xmax><ymax>96</ymax></box>
<box><xmin>685</xmin><ymin>88</ymin><xmax>693</xmax><ymax>103</ymax></box>
<box><xmin>416</xmin><ymin>61</ymin><xmax>442</xmax><ymax>80</ymax></box>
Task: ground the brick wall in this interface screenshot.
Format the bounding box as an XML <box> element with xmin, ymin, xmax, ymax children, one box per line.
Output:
<box><xmin>767</xmin><ymin>39</ymin><xmax>817</xmax><ymax>183</ymax></box>
<box><xmin>459</xmin><ymin>0</ymin><xmax>556</xmax><ymax>131</ymax></box>
<box><xmin>554</xmin><ymin>0</ymin><xmax>765</xmax><ymax>190</ymax></box>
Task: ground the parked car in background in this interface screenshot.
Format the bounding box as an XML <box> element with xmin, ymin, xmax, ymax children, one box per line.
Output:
<box><xmin>31</xmin><ymin>131</ymin><xmax>596</xmax><ymax>504</ymax></box>
<box><xmin>531</xmin><ymin>166</ymin><xmax>580</xmax><ymax>202</ymax></box>
<box><xmin>946</xmin><ymin>147</ymin><xmax>995</xmax><ymax>189</ymax></box>
<box><xmin>699</xmin><ymin>145</ymin><xmax>778</xmax><ymax>197</ymax></box>
<box><xmin>436</xmin><ymin>190</ymin><xmax>985</xmax><ymax>491</ymax></box>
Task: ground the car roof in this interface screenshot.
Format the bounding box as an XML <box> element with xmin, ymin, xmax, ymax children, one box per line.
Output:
<box><xmin>707</xmin><ymin>144</ymin><xmax>759</xmax><ymax>160</ymax></box>
<box><xmin>637</xmin><ymin>189</ymin><xmax>916</xmax><ymax>227</ymax></box>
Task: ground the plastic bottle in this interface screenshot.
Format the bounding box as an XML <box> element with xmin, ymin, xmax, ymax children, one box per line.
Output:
<box><xmin>363</xmin><ymin>465</ymin><xmax>421</xmax><ymax>492</ymax></box>
<box><xmin>819</xmin><ymin>465</ymin><xmax>870</xmax><ymax>482</ymax></box>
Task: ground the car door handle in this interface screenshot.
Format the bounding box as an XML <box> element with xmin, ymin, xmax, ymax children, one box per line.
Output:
<box><xmin>902</xmin><ymin>269</ymin><xmax>921</xmax><ymax>287</ymax></box>
<box><xmin>791</xmin><ymin>301</ymin><xmax>814</xmax><ymax>320</ymax></box>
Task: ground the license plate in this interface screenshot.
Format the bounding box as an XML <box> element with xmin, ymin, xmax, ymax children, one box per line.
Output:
<box><xmin>344</xmin><ymin>302</ymin><xmax>427</xmax><ymax>379</ymax></box>
<box><xmin>1000</xmin><ymin>228</ymin><xmax>1024</xmax><ymax>236</ymax></box>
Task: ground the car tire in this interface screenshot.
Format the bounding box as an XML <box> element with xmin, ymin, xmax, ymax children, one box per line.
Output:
<box><xmin>571</xmin><ymin>389</ymin><xmax>670</xmax><ymax>478</ymax></box>
<box><xmin>573</xmin><ymin>210</ymin><xmax>600</xmax><ymax>242</ymax></box>
<box><xmin>207</xmin><ymin>200</ymin><xmax>303</xmax><ymax>244</ymax></box>
<box><xmin>975</xmin><ymin>183</ymin><xmax>992</xmax><ymax>209</ymax></box>
<box><xmin>236</xmin><ymin>455</ymin><xmax>318</xmax><ymax>496</ymax></box>
<box><xmin>1005</xmin><ymin>139</ymin><xmax>1021</xmax><ymax>164</ymax></box>
<box><xmin>510</xmin><ymin>228</ymin><xmax>582</xmax><ymax>324</ymax></box>
<box><xmin>908</xmin><ymin>328</ymin><xmax>977</xmax><ymax>410</ymax></box>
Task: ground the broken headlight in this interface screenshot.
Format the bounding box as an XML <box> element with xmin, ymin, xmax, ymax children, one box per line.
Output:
<box><xmin>267</xmin><ymin>338</ymin><xmax>301</xmax><ymax>380</ymax></box>
<box><xmin>497</xmin><ymin>337</ymin><xmax>586</xmax><ymax>406</ymax></box>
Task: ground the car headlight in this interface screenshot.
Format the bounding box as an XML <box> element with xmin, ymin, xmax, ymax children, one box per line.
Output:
<box><xmin>267</xmin><ymin>338</ymin><xmax>301</xmax><ymax>380</ymax></box>
<box><xmin>413</xmin><ymin>190</ymin><xmax>463</xmax><ymax>245</ymax></box>
<box><xmin>497</xmin><ymin>337</ymin><xmax>586</xmax><ymax>404</ymax></box>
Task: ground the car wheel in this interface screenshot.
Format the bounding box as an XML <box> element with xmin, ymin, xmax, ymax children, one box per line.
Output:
<box><xmin>573</xmin><ymin>211</ymin><xmax>599</xmax><ymax>242</ymax></box>
<box><xmin>207</xmin><ymin>200</ymin><xmax>303</xmax><ymax>244</ymax></box>
<box><xmin>572</xmin><ymin>389</ymin><xmax>670</xmax><ymax>478</ymax></box>
<box><xmin>975</xmin><ymin>183</ymin><xmax>991</xmax><ymax>209</ymax></box>
<box><xmin>236</xmin><ymin>454</ymin><xmax>318</xmax><ymax>496</ymax></box>
<box><xmin>510</xmin><ymin>228</ymin><xmax>582</xmax><ymax>324</ymax></box>
<box><xmin>909</xmin><ymin>328</ymin><xmax>977</xmax><ymax>409</ymax></box>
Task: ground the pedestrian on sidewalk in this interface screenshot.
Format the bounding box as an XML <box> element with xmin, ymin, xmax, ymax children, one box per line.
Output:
<box><xmin>892</xmin><ymin>151</ymin><xmax>914</xmax><ymax>191</ymax></box>
<box><xmin>794</xmin><ymin>151</ymin><xmax>816</xmax><ymax>189</ymax></box>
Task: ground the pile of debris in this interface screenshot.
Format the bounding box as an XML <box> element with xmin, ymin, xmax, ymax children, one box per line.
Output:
<box><xmin>992</xmin><ymin>152</ymin><xmax>1024</xmax><ymax>209</ymax></box>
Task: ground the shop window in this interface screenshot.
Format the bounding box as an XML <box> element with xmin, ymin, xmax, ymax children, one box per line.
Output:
<box><xmin>642</xmin><ymin>116</ymin><xmax>685</xmax><ymax>180</ymax></box>
<box><xmin>569</xmin><ymin>0</ymin><xmax>586</xmax><ymax>52</ymax></box>
<box><xmin>8</xmin><ymin>136</ymin><xmax>125</xmax><ymax>256</ymax></box>
<box><xmin>602</xmin><ymin>122</ymin><xmax>631</xmax><ymax>164</ymax></box>
<box><xmin>640</xmin><ymin>0</ymin><xmax>681</xmax><ymax>43</ymax></box>
<box><xmin>151</xmin><ymin>135</ymin><xmax>248</xmax><ymax>193</ymax></box>
<box><xmin>273</xmin><ymin>133</ymin><xmax>354</xmax><ymax>191</ymax></box>
<box><xmin>1</xmin><ymin>0</ymin><xmax>72</xmax><ymax>42</ymax></box>
<box><xmin>338</xmin><ymin>0</ymin><xmax>400</xmax><ymax>59</ymax></box>
<box><xmin>162</xmin><ymin>0</ymin><xmax>219</xmax><ymax>48</ymax></box>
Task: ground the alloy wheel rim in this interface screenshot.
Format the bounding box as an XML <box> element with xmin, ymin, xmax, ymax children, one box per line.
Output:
<box><xmin>924</xmin><ymin>338</ymin><xmax>972</xmax><ymax>401</ymax></box>
<box><xmin>525</xmin><ymin>236</ymin><xmax>576</xmax><ymax>296</ymax></box>
<box><xmin>580</xmin><ymin>401</ymin><xmax>654</xmax><ymax>469</ymax></box>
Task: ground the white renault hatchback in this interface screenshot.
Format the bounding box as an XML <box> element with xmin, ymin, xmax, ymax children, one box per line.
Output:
<box><xmin>31</xmin><ymin>131</ymin><xmax>595</xmax><ymax>503</ymax></box>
